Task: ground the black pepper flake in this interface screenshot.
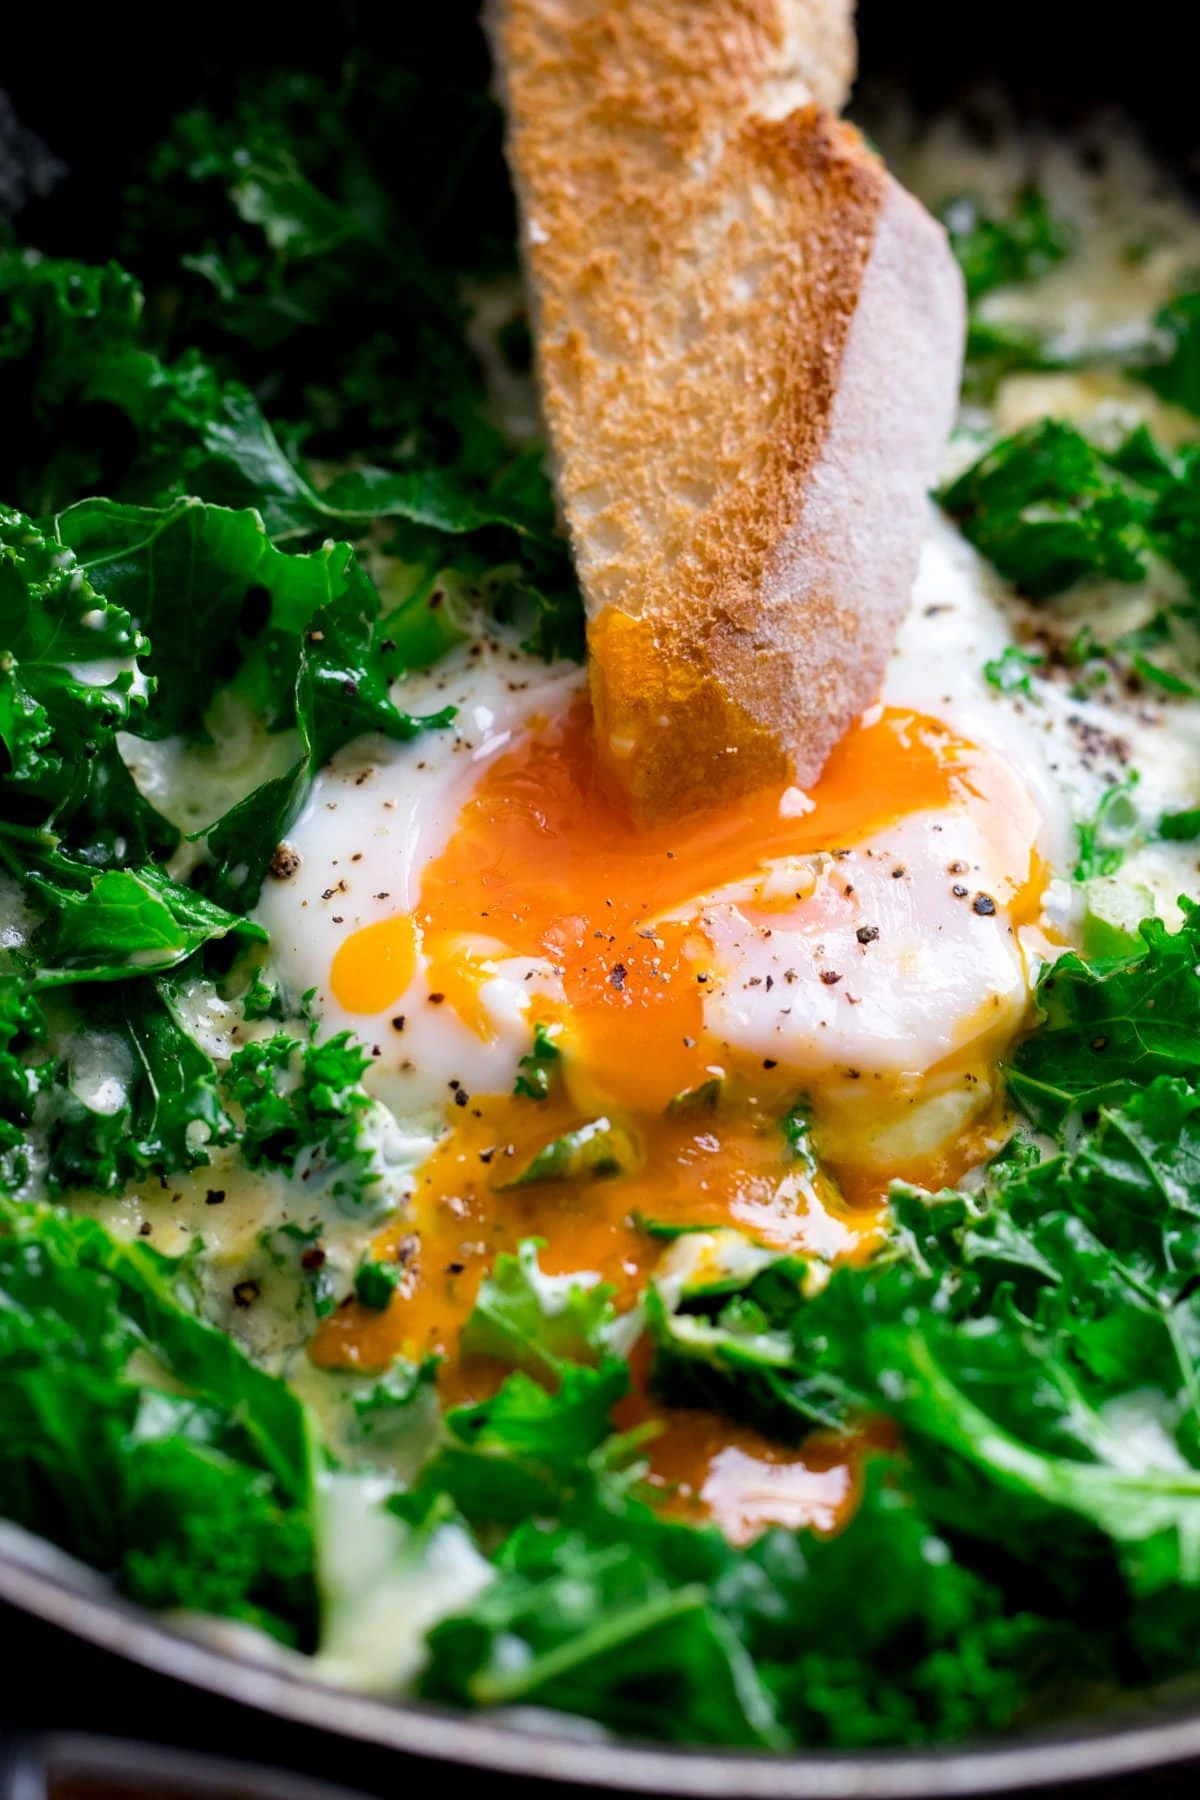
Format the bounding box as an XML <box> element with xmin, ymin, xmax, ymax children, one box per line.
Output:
<box><xmin>952</xmin><ymin>884</ymin><xmax>968</xmax><ymax>899</ymax></box>
<box><xmin>479</xmin><ymin>1147</ymin><xmax>496</xmax><ymax>1164</ymax></box>
<box><xmin>454</xmin><ymin>1088</ymin><xmax>469</xmax><ymax>1107</ymax></box>
<box><xmin>762</xmin><ymin>1058</ymin><xmax>777</xmax><ymax>1070</ymax></box>
<box><xmin>268</xmin><ymin>844</ymin><xmax>301</xmax><ymax>881</ymax></box>
<box><xmin>391</xmin><ymin>1015</ymin><xmax>406</xmax><ymax>1032</ymax></box>
<box><xmin>428</xmin><ymin>992</ymin><xmax>446</xmax><ymax>1005</ymax></box>
<box><xmin>233</xmin><ymin>1280</ymin><xmax>260</xmax><ymax>1309</ymax></box>
<box><xmin>205</xmin><ymin>1188</ymin><xmax>226</xmax><ymax>1206</ymax></box>
<box><xmin>1091</xmin><ymin>1035</ymin><xmax>1109</xmax><ymax>1053</ymax></box>
<box><xmin>445</xmin><ymin>1261</ymin><xmax>465</xmax><ymax>1275</ymax></box>
<box><xmin>856</xmin><ymin>925</ymin><xmax>879</xmax><ymax>945</ymax></box>
<box><xmin>300</xmin><ymin>1246</ymin><xmax>327</xmax><ymax>1272</ymax></box>
<box><xmin>610</xmin><ymin>962</ymin><xmax>627</xmax><ymax>992</ymax></box>
<box><xmin>820</xmin><ymin>970</ymin><xmax>842</xmax><ymax>985</ymax></box>
<box><xmin>891</xmin><ymin>866</ymin><xmax>906</xmax><ymax>880</ymax></box>
<box><xmin>138</xmin><ymin>1220</ymin><xmax>153</xmax><ymax>1237</ymax></box>
<box><xmin>973</xmin><ymin>893</ymin><xmax>997</xmax><ymax>916</ymax></box>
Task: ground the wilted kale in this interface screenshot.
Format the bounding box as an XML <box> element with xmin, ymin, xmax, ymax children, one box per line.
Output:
<box><xmin>0</xmin><ymin>1196</ymin><xmax>316</xmax><ymax>1644</ymax></box>
<box><xmin>937</xmin><ymin>420</ymin><xmax>1154</xmax><ymax>597</ymax></box>
<box><xmin>940</xmin><ymin>187</ymin><xmax>1071</xmax><ymax>304</ymax></box>
<box><xmin>0</xmin><ymin>32</ymin><xmax>585</xmax><ymax>1202</ymax></box>
<box><xmin>937</xmin><ymin>414</ymin><xmax>1200</xmax><ymax>701</ymax></box>
<box><xmin>224</xmin><ymin>1029</ymin><xmax>389</xmax><ymax>1218</ymax></box>
<box><xmin>938</xmin><ymin>186</ymin><xmax>1072</xmax><ymax>390</ymax></box>
<box><xmin>1131</xmin><ymin>287</ymin><xmax>1200</xmax><ymax>418</ymax></box>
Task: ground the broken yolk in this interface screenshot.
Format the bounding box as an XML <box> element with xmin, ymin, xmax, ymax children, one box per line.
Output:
<box><xmin>313</xmin><ymin>695</ymin><xmax>1045</xmax><ymax>1536</ymax></box>
<box><xmin>331</xmin><ymin>696</ymin><xmax>1041</xmax><ymax>1111</ymax></box>
<box><xmin>331</xmin><ymin>913</ymin><xmax>416</xmax><ymax>1015</ymax></box>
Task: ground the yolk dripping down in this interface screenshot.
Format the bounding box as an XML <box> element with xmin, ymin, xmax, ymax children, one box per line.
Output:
<box><xmin>315</xmin><ymin>695</ymin><xmax>1046</xmax><ymax>1534</ymax></box>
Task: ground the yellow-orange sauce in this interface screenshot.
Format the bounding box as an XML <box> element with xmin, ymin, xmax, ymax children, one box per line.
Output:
<box><xmin>312</xmin><ymin>695</ymin><xmax>1044</xmax><ymax>1538</ymax></box>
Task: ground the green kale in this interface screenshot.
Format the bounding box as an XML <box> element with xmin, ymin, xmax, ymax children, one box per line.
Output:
<box><xmin>782</xmin><ymin>1097</ymin><xmax>819</xmax><ymax>1172</ymax></box>
<box><xmin>1007</xmin><ymin>899</ymin><xmax>1200</xmax><ymax>1126</ymax></box>
<box><xmin>941</xmin><ymin>418</ymin><xmax>1200</xmax><ymax>627</ymax></box>
<box><xmin>0</xmin><ymin>976</ymin><xmax>47</xmax><ymax>1189</ymax></box>
<box><xmin>422</xmin><ymin>1360</ymin><xmax>630</xmax><ymax>1524</ymax></box>
<box><xmin>354</xmin><ymin>1258</ymin><xmax>399</xmax><ymax>1311</ymax></box>
<box><xmin>983</xmin><ymin>644</ymin><xmax>1044</xmax><ymax>697</ymax></box>
<box><xmin>1131</xmin><ymin>287</ymin><xmax>1200</xmax><ymax>418</ymax></box>
<box><xmin>647</xmin><ymin>1231</ymin><xmax>845</xmax><ymax>1441</ymax></box>
<box><xmin>0</xmin><ymin>1196</ymin><xmax>317</xmax><ymax>1644</ymax></box>
<box><xmin>459</xmin><ymin>1238</ymin><xmax>617</xmax><ymax>1380</ymax></box>
<box><xmin>422</xmin><ymin>1455</ymin><xmax>1071</xmax><ymax>1749</ymax></box>
<box><xmin>940</xmin><ymin>187</ymin><xmax>1071</xmax><ymax>304</ymax></box>
<box><xmin>0</xmin><ymin>507</ymin><xmax>152</xmax><ymax>837</ymax></box>
<box><xmin>937</xmin><ymin>421</ymin><xmax>1152</xmax><ymax>598</ymax></box>
<box><xmin>513</xmin><ymin>1020</ymin><xmax>563</xmax><ymax>1099</ymax></box>
<box><xmin>224</xmin><ymin>1028</ymin><xmax>390</xmax><ymax>1218</ymax></box>
<box><xmin>496</xmin><ymin>1117</ymin><xmax>640</xmax><ymax>1188</ymax></box>
<box><xmin>118</xmin><ymin>60</ymin><xmax>515</xmax><ymax>475</ymax></box>
<box><xmin>1161</xmin><ymin>808</ymin><xmax>1200</xmax><ymax>842</ymax></box>
<box><xmin>1073</xmin><ymin>775</ymin><xmax>1142</xmax><ymax>882</ymax></box>
<box><xmin>28</xmin><ymin>861</ymin><xmax>265</xmax><ymax>986</ymax></box>
<box><xmin>460</xmin><ymin>1238</ymin><xmax>618</xmax><ymax>1375</ymax></box>
<box><xmin>38</xmin><ymin>978</ymin><xmax>237</xmax><ymax>1196</ymax></box>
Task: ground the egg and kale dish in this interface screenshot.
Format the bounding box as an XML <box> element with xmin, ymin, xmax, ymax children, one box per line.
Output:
<box><xmin>4</xmin><ymin>34</ymin><xmax>1200</xmax><ymax>1753</ymax></box>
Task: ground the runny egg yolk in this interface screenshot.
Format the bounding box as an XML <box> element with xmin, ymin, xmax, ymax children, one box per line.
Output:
<box><xmin>313</xmin><ymin>695</ymin><xmax>1047</xmax><ymax>1535</ymax></box>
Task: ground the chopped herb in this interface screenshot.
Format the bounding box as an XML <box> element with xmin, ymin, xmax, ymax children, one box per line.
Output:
<box><xmin>983</xmin><ymin>643</ymin><xmax>1044</xmax><ymax>696</ymax></box>
<box><xmin>513</xmin><ymin>1020</ymin><xmax>563</xmax><ymax>1100</ymax></box>
<box><xmin>1160</xmin><ymin>807</ymin><xmax>1200</xmax><ymax>842</ymax></box>
<box><xmin>354</xmin><ymin>1259</ymin><xmax>400</xmax><ymax>1311</ymax></box>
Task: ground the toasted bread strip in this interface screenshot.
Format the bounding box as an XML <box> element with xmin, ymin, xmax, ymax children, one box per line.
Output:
<box><xmin>489</xmin><ymin>0</ymin><xmax>965</xmax><ymax>821</ymax></box>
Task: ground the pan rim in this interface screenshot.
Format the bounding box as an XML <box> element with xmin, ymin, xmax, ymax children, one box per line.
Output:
<box><xmin>3</xmin><ymin>1536</ymin><xmax>1200</xmax><ymax>1797</ymax></box>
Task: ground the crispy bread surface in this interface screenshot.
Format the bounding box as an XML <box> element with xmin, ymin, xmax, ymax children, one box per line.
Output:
<box><xmin>490</xmin><ymin>1</ymin><xmax>965</xmax><ymax>819</ymax></box>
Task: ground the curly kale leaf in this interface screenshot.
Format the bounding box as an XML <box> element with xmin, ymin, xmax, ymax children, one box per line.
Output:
<box><xmin>937</xmin><ymin>420</ymin><xmax>1153</xmax><ymax>598</ymax></box>
<box><xmin>0</xmin><ymin>507</ymin><xmax>150</xmax><ymax>823</ymax></box>
<box><xmin>421</xmin><ymin>1454</ymin><xmax>1071</xmax><ymax>1749</ymax></box>
<box><xmin>940</xmin><ymin>187</ymin><xmax>1071</xmax><ymax>305</ymax></box>
<box><xmin>939</xmin><ymin>418</ymin><xmax>1200</xmax><ymax>623</ymax></box>
<box><xmin>37</xmin><ymin>978</ymin><xmax>237</xmax><ymax>1196</ymax></box>
<box><xmin>1131</xmin><ymin>288</ymin><xmax>1200</xmax><ymax>419</ymax></box>
<box><xmin>1007</xmin><ymin>899</ymin><xmax>1200</xmax><ymax>1125</ymax></box>
<box><xmin>459</xmin><ymin>1238</ymin><xmax>617</xmax><ymax>1380</ymax></box>
<box><xmin>0</xmin><ymin>1196</ymin><xmax>316</xmax><ymax>1643</ymax></box>
<box><xmin>223</xmin><ymin>1028</ymin><xmax>391</xmax><ymax>1218</ymax></box>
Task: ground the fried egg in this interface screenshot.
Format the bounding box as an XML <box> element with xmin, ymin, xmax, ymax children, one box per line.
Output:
<box><xmin>257</xmin><ymin>537</ymin><xmax>1072</xmax><ymax>1231</ymax></box>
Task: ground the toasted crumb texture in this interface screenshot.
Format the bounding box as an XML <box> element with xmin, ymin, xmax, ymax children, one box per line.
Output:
<box><xmin>489</xmin><ymin>0</ymin><xmax>965</xmax><ymax>820</ymax></box>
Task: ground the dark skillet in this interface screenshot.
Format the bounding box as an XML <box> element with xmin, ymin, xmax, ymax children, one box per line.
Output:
<box><xmin>1</xmin><ymin>1</ymin><xmax>1198</xmax><ymax>1793</ymax></box>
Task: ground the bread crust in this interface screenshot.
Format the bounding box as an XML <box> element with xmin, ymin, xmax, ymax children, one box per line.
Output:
<box><xmin>489</xmin><ymin>0</ymin><xmax>965</xmax><ymax>820</ymax></box>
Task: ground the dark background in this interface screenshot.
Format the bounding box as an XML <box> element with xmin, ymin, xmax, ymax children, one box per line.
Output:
<box><xmin>2</xmin><ymin>0</ymin><xmax>1198</xmax><ymax>1793</ymax></box>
